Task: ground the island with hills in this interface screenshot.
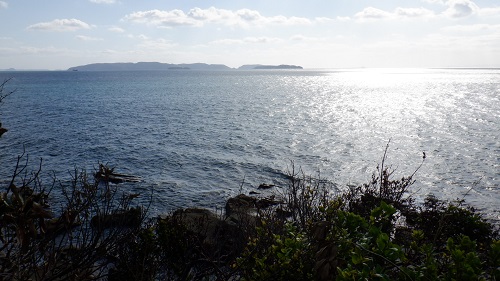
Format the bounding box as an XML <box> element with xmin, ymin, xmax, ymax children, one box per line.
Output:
<box><xmin>67</xmin><ymin>62</ymin><xmax>303</xmax><ymax>71</ymax></box>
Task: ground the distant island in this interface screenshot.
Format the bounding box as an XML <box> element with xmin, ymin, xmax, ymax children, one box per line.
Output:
<box><xmin>67</xmin><ymin>62</ymin><xmax>230</xmax><ymax>71</ymax></box>
<box><xmin>67</xmin><ymin>62</ymin><xmax>303</xmax><ymax>71</ymax></box>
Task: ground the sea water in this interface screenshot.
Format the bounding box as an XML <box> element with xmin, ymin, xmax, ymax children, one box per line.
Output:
<box><xmin>0</xmin><ymin>69</ymin><xmax>498</xmax><ymax>219</ymax></box>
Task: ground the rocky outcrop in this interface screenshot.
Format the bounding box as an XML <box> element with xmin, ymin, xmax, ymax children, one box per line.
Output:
<box><xmin>224</xmin><ymin>194</ymin><xmax>283</xmax><ymax>223</ymax></box>
<box><xmin>91</xmin><ymin>207</ymin><xmax>142</xmax><ymax>229</ymax></box>
<box><xmin>165</xmin><ymin>194</ymin><xmax>284</xmax><ymax>252</ymax></box>
<box><xmin>95</xmin><ymin>164</ymin><xmax>141</xmax><ymax>184</ymax></box>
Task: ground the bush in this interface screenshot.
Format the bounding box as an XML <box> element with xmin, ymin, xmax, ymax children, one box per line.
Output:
<box><xmin>236</xmin><ymin>222</ymin><xmax>315</xmax><ymax>281</ymax></box>
<box><xmin>0</xmin><ymin>78</ymin><xmax>15</xmax><ymax>137</ymax></box>
<box><xmin>0</xmin><ymin>155</ymin><xmax>147</xmax><ymax>280</ymax></box>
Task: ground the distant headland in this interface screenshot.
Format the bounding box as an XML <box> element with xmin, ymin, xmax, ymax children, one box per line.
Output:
<box><xmin>67</xmin><ymin>62</ymin><xmax>303</xmax><ymax>71</ymax></box>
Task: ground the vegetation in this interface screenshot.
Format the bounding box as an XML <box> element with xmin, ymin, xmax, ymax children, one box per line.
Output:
<box><xmin>1</xmin><ymin>79</ymin><xmax>499</xmax><ymax>280</ymax></box>
<box><xmin>0</xmin><ymin>78</ymin><xmax>15</xmax><ymax>137</ymax></box>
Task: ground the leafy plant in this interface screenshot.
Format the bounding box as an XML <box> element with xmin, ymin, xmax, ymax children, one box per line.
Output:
<box><xmin>236</xmin><ymin>222</ymin><xmax>315</xmax><ymax>281</ymax></box>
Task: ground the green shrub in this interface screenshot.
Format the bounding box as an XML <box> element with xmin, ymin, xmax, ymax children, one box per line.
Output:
<box><xmin>405</xmin><ymin>194</ymin><xmax>497</xmax><ymax>249</ymax></box>
<box><xmin>236</xmin><ymin>222</ymin><xmax>315</xmax><ymax>281</ymax></box>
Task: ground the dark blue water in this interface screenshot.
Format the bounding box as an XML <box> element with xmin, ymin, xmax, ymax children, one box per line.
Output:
<box><xmin>1</xmin><ymin>69</ymin><xmax>499</xmax><ymax>219</ymax></box>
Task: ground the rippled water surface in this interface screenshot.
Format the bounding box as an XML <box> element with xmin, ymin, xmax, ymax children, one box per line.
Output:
<box><xmin>0</xmin><ymin>69</ymin><xmax>498</xmax><ymax>219</ymax></box>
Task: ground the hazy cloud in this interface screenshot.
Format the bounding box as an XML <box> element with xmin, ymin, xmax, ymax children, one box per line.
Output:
<box><xmin>243</xmin><ymin>37</ymin><xmax>282</xmax><ymax>43</ymax></box>
<box><xmin>422</xmin><ymin>0</ymin><xmax>445</xmax><ymax>4</ymax></box>
<box><xmin>442</xmin><ymin>23</ymin><xmax>500</xmax><ymax>33</ymax></box>
<box><xmin>137</xmin><ymin>34</ymin><xmax>149</xmax><ymax>40</ymax></box>
<box><xmin>108</xmin><ymin>27</ymin><xmax>125</xmax><ymax>33</ymax></box>
<box><xmin>27</xmin><ymin>19</ymin><xmax>92</xmax><ymax>32</ymax></box>
<box><xmin>124</xmin><ymin>7</ymin><xmax>311</xmax><ymax>28</ymax></box>
<box><xmin>355</xmin><ymin>6</ymin><xmax>435</xmax><ymax>21</ymax></box>
<box><xmin>2</xmin><ymin>46</ymin><xmax>62</xmax><ymax>55</ymax></box>
<box><xmin>211</xmin><ymin>36</ymin><xmax>282</xmax><ymax>45</ymax></box>
<box><xmin>479</xmin><ymin>7</ymin><xmax>500</xmax><ymax>16</ymax></box>
<box><xmin>210</xmin><ymin>38</ymin><xmax>242</xmax><ymax>45</ymax></box>
<box><xmin>76</xmin><ymin>35</ymin><xmax>103</xmax><ymax>41</ymax></box>
<box><xmin>137</xmin><ymin>38</ymin><xmax>176</xmax><ymax>50</ymax></box>
<box><xmin>336</xmin><ymin>16</ymin><xmax>351</xmax><ymax>22</ymax></box>
<box><xmin>89</xmin><ymin>0</ymin><xmax>116</xmax><ymax>3</ymax></box>
<box><xmin>289</xmin><ymin>34</ymin><xmax>329</xmax><ymax>42</ymax></box>
<box><xmin>0</xmin><ymin>1</ymin><xmax>7</xmax><ymax>8</ymax></box>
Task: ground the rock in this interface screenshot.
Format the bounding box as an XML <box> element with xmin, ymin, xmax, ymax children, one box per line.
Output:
<box><xmin>95</xmin><ymin>164</ymin><xmax>141</xmax><ymax>184</ymax></box>
<box><xmin>255</xmin><ymin>196</ymin><xmax>281</xmax><ymax>209</ymax></box>
<box><xmin>0</xmin><ymin>127</ymin><xmax>7</xmax><ymax>137</ymax></box>
<box><xmin>91</xmin><ymin>207</ymin><xmax>142</xmax><ymax>229</ymax></box>
<box><xmin>257</xmin><ymin>183</ymin><xmax>275</xmax><ymax>190</ymax></box>
<box><xmin>225</xmin><ymin>194</ymin><xmax>257</xmax><ymax>218</ymax></box>
<box><xmin>168</xmin><ymin>208</ymin><xmax>246</xmax><ymax>260</ymax></box>
<box><xmin>171</xmin><ymin>208</ymin><xmax>221</xmax><ymax>239</ymax></box>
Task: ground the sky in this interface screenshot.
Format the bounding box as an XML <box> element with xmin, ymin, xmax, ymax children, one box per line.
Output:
<box><xmin>1</xmin><ymin>0</ymin><xmax>499</xmax><ymax>70</ymax></box>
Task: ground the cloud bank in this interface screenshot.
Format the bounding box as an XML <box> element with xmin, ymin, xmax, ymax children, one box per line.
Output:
<box><xmin>123</xmin><ymin>7</ymin><xmax>311</xmax><ymax>28</ymax></box>
<box><xmin>27</xmin><ymin>19</ymin><xmax>92</xmax><ymax>32</ymax></box>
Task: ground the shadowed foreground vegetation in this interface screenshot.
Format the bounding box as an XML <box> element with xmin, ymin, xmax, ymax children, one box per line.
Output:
<box><xmin>1</xmin><ymin>80</ymin><xmax>499</xmax><ymax>280</ymax></box>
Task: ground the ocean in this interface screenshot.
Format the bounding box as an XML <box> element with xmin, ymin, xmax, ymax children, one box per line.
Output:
<box><xmin>0</xmin><ymin>69</ymin><xmax>498</xmax><ymax>220</ymax></box>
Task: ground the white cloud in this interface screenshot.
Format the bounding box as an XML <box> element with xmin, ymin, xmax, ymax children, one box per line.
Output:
<box><xmin>394</xmin><ymin>7</ymin><xmax>435</xmax><ymax>18</ymax></box>
<box><xmin>89</xmin><ymin>0</ymin><xmax>116</xmax><ymax>3</ymax></box>
<box><xmin>355</xmin><ymin>6</ymin><xmax>436</xmax><ymax>21</ymax></box>
<box><xmin>123</xmin><ymin>9</ymin><xmax>201</xmax><ymax>27</ymax></box>
<box><xmin>443</xmin><ymin>0</ymin><xmax>478</xmax><ymax>18</ymax></box>
<box><xmin>126</xmin><ymin>34</ymin><xmax>149</xmax><ymax>40</ymax></box>
<box><xmin>27</xmin><ymin>19</ymin><xmax>92</xmax><ymax>32</ymax></box>
<box><xmin>0</xmin><ymin>1</ymin><xmax>7</xmax><ymax>8</ymax></box>
<box><xmin>355</xmin><ymin>7</ymin><xmax>394</xmax><ymax>20</ymax></box>
<box><xmin>355</xmin><ymin>1</ymin><xmax>490</xmax><ymax>21</ymax></box>
<box><xmin>124</xmin><ymin>7</ymin><xmax>311</xmax><ymax>28</ymax></box>
<box><xmin>108</xmin><ymin>27</ymin><xmax>125</xmax><ymax>33</ymax></box>
<box><xmin>76</xmin><ymin>35</ymin><xmax>103</xmax><ymax>41</ymax></box>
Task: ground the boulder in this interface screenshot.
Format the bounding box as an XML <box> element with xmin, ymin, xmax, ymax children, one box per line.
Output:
<box><xmin>91</xmin><ymin>207</ymin><xmax>142</xmax><ymax>229</ymax></box>
<box><xmin>168</xmin><ymin>207</ymin><xmax>246</xmax><ymax>261</ymax></box>
<box><xmin>257</xmin><ymin>183</ymin><xmax>275</xmax><ymax>190</ymax></box>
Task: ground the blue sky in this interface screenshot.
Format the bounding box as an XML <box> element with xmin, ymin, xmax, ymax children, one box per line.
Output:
<box><xmin>1</xmin><ymin>0</ymin><xmax>499</xmax><ymax>69</ymax></box>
